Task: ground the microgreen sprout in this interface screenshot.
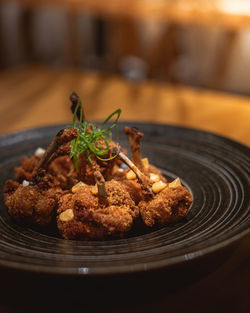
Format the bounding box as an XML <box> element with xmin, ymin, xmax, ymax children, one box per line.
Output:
<box><xmin>69</xmin><ymin>96</ymin><xmax>121</xmax><ymax>170</ymax></box>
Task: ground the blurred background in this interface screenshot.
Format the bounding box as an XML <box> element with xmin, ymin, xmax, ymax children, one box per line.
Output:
<box><xmin>2</xmin><ymin>0</ymin><xmax>250</xmax><ymax>92</ymax></box>
<box><xmin>0</xmin><ymin>0</ymin><xmax>250</xmax><ymax>144</ymax></box>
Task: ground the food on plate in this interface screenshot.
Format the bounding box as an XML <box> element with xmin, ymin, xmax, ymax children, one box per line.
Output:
<box><xmin>3</xmin><ymin>93</ymin><xmax>192</xmax><ymax>240</ymax></box>
<box><xmin>139</xmin><ymin>178</ymin><xmax>192</xmax><ymax>227</ymax></box>
<box><xmin>57</xmin><ymin>171</ymin><xmax>138</xmax><ymax>240</ymax></box>
<box><xmin>124</xmin><ymin>126</ymin><xmax>165</xmax><ymax>180</ymax></box>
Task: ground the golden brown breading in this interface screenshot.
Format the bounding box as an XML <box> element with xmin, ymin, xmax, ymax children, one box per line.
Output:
<box><xmin>124</xmin><ymin>126</ymin><xmax>144</xmax><ymax>169</ymax></box>
<box><xmin>119</xmin><ymin>180</ymin><xmax>144</xmax><ymax>205</ymax></box>
<box><xmin>111</xmin><ymin>165</ymin><xmax>165</xmax><ymax>204</ymax></box>
<box><xmin>4</xmin><ymin>180</ymin><xmax>64</xmax><ymax>226</ymax></box>
<box><xmin>14</xmin><ymin>154</ymin><xmax>77</xmax><ymax>190</ymax></box>
<box><xmin>15</xmin><ymin>155</ymin><xmax>40</xmax><ymax>182</ymax></box>
<box><xmin>48</xmin><ymin>156</ymin><xmax>78</xmax><ymax>189</ymax></box>
<box><xmin>76</xmin><ymin>142</ymin><xmax>122</xmax><ymax>185</ymax></box>
<box><xmin>139</xmin><ymin>185</ymin><xmax>192</xmax><ymax>227</ymax></box>
<box><xmin>76</xmin><ymin>153</ymin><xmax>115</xmax><ymax>185</ymax></box>
<box><xmin>57</xmin><ymin>180</ymin><xmax>138</xmax><ymax>240</ymax></box>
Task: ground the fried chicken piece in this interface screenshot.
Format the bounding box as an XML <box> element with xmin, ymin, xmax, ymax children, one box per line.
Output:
<box><xmin>139</xmin><ymin>183</ymin><xmax>192</xmax><ymax>227</ymax></box>
<box><xmin>112</xmin><ymin>149</ymin><xmax>192</xmax><ymax>227</ymax></box>
<box><xmin>13</xmin><ymin>128</ymin><xmax>120</xmax><ymax>189</ymax></box>
<box><xmin>33</xmin><ymin>128</ymin><xmax>78</xmax><ymax>172</ymax></box>
<box><xmin>111</xmin><ymin>146</ymin><xmax>154</xmax><ymax>201</ymax></box>
<box><xmin>14</xmin><ymin>154</ymin><xmax>77</xmax><ymax>190</ymax></box>
<box><xmin>48</xmin><ymin>156</ymin><xmax>78</xmax><ymax>189</ymax></box>
<box><xmin>77</xmin><ymin>152</ymin><xmax>117</xmax><ymax>185</ymax></box>
<box><xmin>124</xmin><ymin>126</ymin><xmax>144</xmax><ymax>169</ymax></box>
<box><xmin>14</xmin><ymin>127</ymin><xmax>79</xmax><ymax>189</ymax></box>
<box><xmin>57</xmin><ymin>178</ymin><xmax>138</xmax><ymax>240</ymax></box>
<box><xmin>4</xmin><ymin>179</ymin><xmax>64</xmax><ymax>226</ymax></box>
<box><xmin>15</xmin><ymin>155</ymin><xmax>40</xmax><ymax>182</ymax></box>
<box><xmin>5</xmin><ymin>127</ymin><xmax>84</xmax><ymax>227</ymax></box>
<box><xmin>124</xmin><ymin>127</ymin><xmax>166</xmax><ymax>182</ymax></box>
<box><xmin>111</xmin><ymin>166</ymin><xmax>144</xmax><ymax>204</ymax></box>
<box><xmin>119</xmin><ymin>180</ymin><xmax>144</xmax><ymax>205</ymax></box>
<box><xmin>76</xmin><ymin>139</ymin><xmax>123</xmax><ymax>185</ymax></box>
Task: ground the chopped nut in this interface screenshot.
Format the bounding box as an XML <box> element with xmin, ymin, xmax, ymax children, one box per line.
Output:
<box><xmin>72</xmin><ymin>181</ymin><xmax>86</xmax><ymax>193</ymax></box>
<box><xmin>126</xmin><ymin>170</ymin><xmax>137</xmax><ymax>180</ymax></box>
<box><xmin>152</xmin><ymin>181</ymin><xmax>167</xmax><ymax>193</ymax></box>
<box><xmin>142</xmin><ymin>158</ymin><xmax>149</xmax><ymax>169</ymax></box>
<box><xmin>91</xmin><ymin>184</ymin><xmax>98</xmax><ymax>195</ymax></box>
<box><xmin>59</xmin><ymin>209</ymin><xmax>74</xmax><ymax>222</ymax></box>
<box><xmin>35</xmin><ymin>147</ymin><xmax>45</xmax><ymax>157</ymax></box>
<box><xmin>22</xmin><ymin>180</ymin><xmax>30</xmax><ymax>187</ymax></box>
<box><xmin>149</xmin><ymin>173</ymin><xmax>160</xmax><ymax>182</ymax></box>
<box><xmin>169</xmin><ymin>178</ymin><xmax>182</xmax><ymax>189</ymax></box>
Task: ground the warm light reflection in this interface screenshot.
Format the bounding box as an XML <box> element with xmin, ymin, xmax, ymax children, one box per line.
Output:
<box><xmin>219</xmin><ymin>0</ymin><xmax>250</xmax><ymax>16</ymax></box>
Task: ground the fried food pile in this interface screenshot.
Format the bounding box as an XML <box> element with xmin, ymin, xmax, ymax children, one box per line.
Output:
<box><xmin>4</xmin><ymin>94</ymin><xmax>192</xmax><ymax>240</ymax></box>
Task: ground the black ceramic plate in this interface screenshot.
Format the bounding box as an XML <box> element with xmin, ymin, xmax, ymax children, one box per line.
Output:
<box><xmin>0</xmin><ymin>123</ymin><xmax>249</xmax><ymax>276</ymax></box>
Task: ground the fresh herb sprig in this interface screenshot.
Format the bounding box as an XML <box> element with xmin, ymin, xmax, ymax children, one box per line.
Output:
<box><xmin>69</xmin><ymin>97</ymin><xmax>121</xmax><ymax>170</ymax></box>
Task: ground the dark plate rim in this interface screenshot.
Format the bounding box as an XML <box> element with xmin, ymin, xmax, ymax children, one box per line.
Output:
<box><xmin>0</xmin><ymin>226</ymin><xmax>249</xmax><ymax>276</ymax></box>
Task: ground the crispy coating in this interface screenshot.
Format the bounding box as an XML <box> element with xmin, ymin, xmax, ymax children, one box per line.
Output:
<box><xmin>57</xmin><ymin>128</ymin><xmax>78</xmax><ymax>144</ymax></box>
<box><xmin>49</xmin><ymin>142</ymin><xmax>71</xmax><ymax>160</ymax></box>
<box><xmin>14</xmin><ymin>154</ymin><xmax>77</xmax><ymax>190</ymax></box>
<box><xmin>4</xmin><ymin>180</ymin><xmax>64</xmax><ymax>226</ymax></box>
<box><xmin>111</xmin><ymin>167</ymin><xmax>145</xmax><ymax>204</ymax></box>
<box><xmin>4</xmin><ymin>123</ymin><xmax>193</xmax><ymax>239</ymax></box>
<box><xmin>119</xmin><ymin>180</ymin><xmax>144</xmax><ymax>204</ymax></box>
<box><xmin>112</xmin><ymin>165</ymin><xmax>165</xmax><ymax>204</ymax></box>
<box><xmin>57</xmin><ymin>180</ymin><xmax>138</xmax><ymax>240</ymax></box>
<box><xmin>124</xmin><ymin>126</ymin><xmax>144</xmax><ymax>169</ymax></box>
<box><xmin>76</xmin><ymin>141</ymin><xmax>124</xmax><ymax>185</ymax></box>
<box><xmin>33</xmin><ymin>128</ymin><xmax>78</xmax><ymax>173</ymax></box>
<box><xmin>76</xmin><ymin>153</ymin><xmax>117</xmax><ymax>185</ymax></box>
<box><xmin>15</xmin><ymin>155</ymin><xmax>40</xmax><ymax>182</ymax></box>
<box><xmin>139</xmin><ymin>185</ymin><xmax>192</xmax><ymax>227</ymax></box>
<box><xmin>48</xmin><ymin>156</ymin><xmax>78</xmax><ymax>189</ymax></box>
<box><xmin>123</xmin><ymin>127</ymin><xmax>166</xmax><ymax>183</ymax></box>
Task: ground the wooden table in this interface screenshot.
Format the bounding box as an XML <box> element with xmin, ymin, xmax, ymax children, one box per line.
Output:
<box><xmin>0</xmin><ymin>66</ymin><xmax>250</xmax><ymax>145</ymax></box>
<box><xmin>0</xmin><ymin>65</ymin><xmax>250</xmax><ymax>145</ymax></box>
<box><xmin>0</xmin><ymin>65</ymin><xmax>249</xmax><ymax>313</ymax></box>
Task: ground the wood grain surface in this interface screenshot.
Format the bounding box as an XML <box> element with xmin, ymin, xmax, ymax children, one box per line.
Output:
<box><xmin>0</xmin><ymin>65</ymin><xmax>250</xmax><ymax>145</ymax></box>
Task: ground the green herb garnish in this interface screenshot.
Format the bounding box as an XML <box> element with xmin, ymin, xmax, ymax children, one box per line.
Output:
<box><xmin>69</xmin><ymin>98</ymin><xmax>121</xmax><ymax>170</ymax></box>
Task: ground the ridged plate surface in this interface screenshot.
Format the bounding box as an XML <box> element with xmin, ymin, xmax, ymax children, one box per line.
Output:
<box><xmin>0</xmin><ymin>123</ymin><xmax>249</xmax><ymax>275</ymax></box>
